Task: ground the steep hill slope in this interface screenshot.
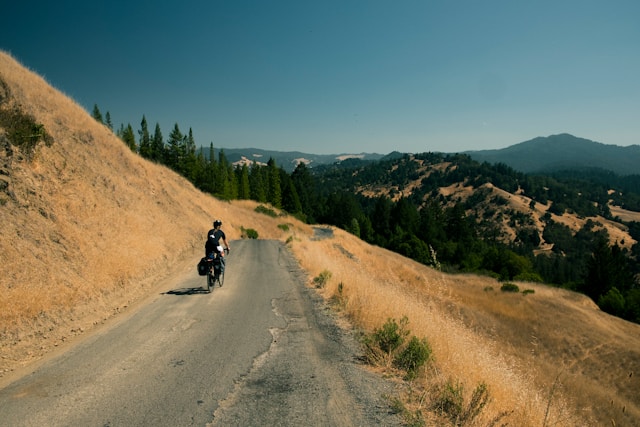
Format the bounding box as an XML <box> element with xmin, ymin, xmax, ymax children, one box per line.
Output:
<box><xmin>466</xmin><ymin>133</ymin><xmax>640</xmax><ymax>175</ymax></box>
<box><xmin>2</xmin><ymin>52</ymin><xmax>639</xmax><ymax>426</ymax></box>
<box><xmin>0</xmin><ymin>51</ymin><xmax>307</xmax><ymax>373</ymax></box>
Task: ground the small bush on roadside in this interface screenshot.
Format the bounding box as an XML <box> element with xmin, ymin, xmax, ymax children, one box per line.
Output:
<box><xmin>313</xmin><ymin>269</ymin><xmax>332</xmax><ymax>288</ymax></box>
<box><xmin>240</xmin><ymin>226</ymin><xmax>259</xmax><ymax>239</ymax></box>
<box><xmin>522</xmin><ymin>288</ymin><xmax>535</xmax><ymax>295</ymax></box>
<box><xmin>395</xmin><ymin>336</ymin><xmax>432</xmax><ymax>379</ymax></box>
<box><xmin>431</xmin><ymin>379</ymin><xmax>492</xmax><ymax>426</ymax></box>
<box><xmin>363</xmin><ymin>316</ymin><xmax>431</xmax><ymax>379</ymax></box>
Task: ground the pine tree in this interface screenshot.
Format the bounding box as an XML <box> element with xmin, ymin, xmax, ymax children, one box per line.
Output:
<box><xmin>250</xmin><ymin>161</ymin><xmax>267</xmax><ymax>203</ymax></box>
<box><xmin>151</xmin><ymin>123</ymin><xmax>164</xmax><ymax>163</ymax></box>
<box><xmin>138</xmin><ymin>115</ymin><xmax>151</xmax><ymax>159</ymax></box>
<box><xmin>182</xmin><ymin>128</ymin><xmax>197</xmax><ymax>181</ymax></box>
<box><xmin>92</xmin><ymin>104</ymin><xmax>103</xmax><ymax>123</ymax></box>
<box><xmin>105</xmin><ymin>112</ymin><xmax>113</xmax><ymax>130</ymax></box>
<box><xmin>291</xmin><ymin>162</ymin><xmax>317</xmax><ymax>222</ymax></box>
<box><xmin>237</xmin><ymin>164</ymin><xmax>250</xmax><ymax>199</ymax></box>
<box><xmin>166</xmin><ymin>123</ymin><xmax>184</xmax><ymax>172</ymax></box>
<box><xmin>267</xmin><ymin>157</ymin><xmax>282</xmax><ymax>208</ymax></box>
<box><xmin>121</xmin><ymin>123</ymin><xmax>136</xmax><ymax>151</ymax></box>
<box><xmin>280</xmin><ymin>169</ymin><xmax>302</xmax><ymax>215</ymax></box>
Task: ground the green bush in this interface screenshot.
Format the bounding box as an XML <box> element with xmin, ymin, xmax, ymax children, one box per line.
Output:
<box><xmin>240</xmin><ymin>226</ymin><xmax>259</xmax><ymax>239</ymax></box>
<box><xmin>277</xmin><ymin>223</ymin><xmax>290</xmax><ymax>231</ymax></box>
<box><xmin>373</xmin><ymin>317</ymin><xmax>409</xmax><ymax>355</ymax></box>
<box><xmin>313</xmin><ymin>269</ymin><xmax>332</xmax><ymax>288</ymax></box>
<box><xmin>363</xmin><ymin>316</ymin><xmax>432</xmax><ymax>380</ymax></box>
<box><xmin>522</xmin><ymin>289</ymin><xmax>535</xmax><ymax>295</ymax></box>
<box><xmin>254</xmin><ymin>204</ymin><xmax>278</xmax><ymax>217</ymax></box>
<box><xmin>500</xmin><ymin>282</ymin><xmax>520</xmax><ymax>293</ymax></box>
<box><xmin>394</xmin><ymin>336</ymin><xmax>432</xmax><ymax>379</ymax></box>
<box><xmin>432</xmin><ymin>380</ymin><xmax>492</xmax><ymax>425</ymax></box>
<box><xmin>598</xmin><ymin>287</ymin><xmax>626</xmax><ymax>317</ymax></box>
<box><xmin>0</xmin><ymin>104</ymin><xmax>53</xmax><ymax>159</ymax></box>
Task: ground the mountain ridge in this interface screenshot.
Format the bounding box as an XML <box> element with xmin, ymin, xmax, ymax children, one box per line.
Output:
<box><xmin>465</xmin><ymin>133</ymin><xmax>640</xmax><ymax>175</ymax></box>
<box><xmin>213</xmin><ymin>133</ymin><xmax>639</xmax><ymax>176</ymax></box>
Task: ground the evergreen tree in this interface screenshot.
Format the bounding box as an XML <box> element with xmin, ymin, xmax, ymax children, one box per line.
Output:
<box><xmin>280</xmin><ymin>169</ymin><xmax>302</xmax><ymax>215</ymax></box>
<box><xmin>250</xmin><ymin>161</ymin><xmax>267</xmax><ymax>203</ymax></box>
<box><xmin>151</xmin><ymin>123</ymin><xmax>164</xmax><ymax>163</ymax></box>
<box><xmin>182</xmin><ymin>128</ymin><xmax>197</xmax><ymax>181</ymax></box>
<box><xmin>138</xmin><ymin>115</ymin><xmax>151</xmax><ymax>159</ymax></box>
<box><xmin>216</xmin><ymin>149</ymin><xmax>230</xmax><ymax>199</ymax></box>
<box><xmin>267</xmin><ymin>157</ymin><xmax>282</xmax><ymax>208</ymax></box>
<box><xmin>166</xmin><ymin>123</ymin><xmax>184</xmax><ymax>171</ymax></box>
<box><xmin>105</xmin><ymin>111</ymin><xmax>113</xmax><ymax>130</ymax></box>
<box><xmin>291</xmin><ymin>162</ymin><xmax>317</xmax><ymax>222</ymax></box>
<box><xmin>371</xmin><ymin>196</ymin><xmax>393</xmax><ymax>245</ymax></box>
<box><xmin>92</xmin><ymin>104</ymin><xmax>103</xmax><ymax>123</ymax></box>
<box><xmin>583</xmin><ymin>237</ymin><xmax>635</xmax><ymax>302</ymax></box>
<box><xmin>120</xmin><ymin>123</ymin><xmax>136</xmax><ymax>151</ymax></box>
<box><xmin>237</xmin><ymin>164</ymin><xmax>251</xmax><ymax>200</ymax></box>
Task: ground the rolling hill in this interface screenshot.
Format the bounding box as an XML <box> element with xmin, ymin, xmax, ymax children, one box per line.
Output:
<box><xmin>2</xmin><ymin>51</ymin><xmax>640</xmax><ymax>426</ymax></box>
<box><xmin>202</xmin><ymin>146</ymin><xmax>386</xmax><ymax>173</ymax></box>
<box><xmin>466</xmin><ymin>133</ymin><xmax>640</xmax><ymax>175</ymax></box>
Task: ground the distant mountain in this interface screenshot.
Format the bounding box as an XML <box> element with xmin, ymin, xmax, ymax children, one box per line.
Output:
<box><xmin>202</xmin><ymin>147</ymin><xmax>386</xmax><ymax>173</ymax></box>
<box><xmin>465</xmin><ymin>134</ymin><xmax>640</xmax><ymax>175</ymax></box>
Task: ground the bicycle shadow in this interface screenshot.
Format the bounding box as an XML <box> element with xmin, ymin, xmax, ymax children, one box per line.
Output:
<box><xmin>163</xmin><ymin>287</ymin><xmax>210</xmax><ymax>296</ymax></box>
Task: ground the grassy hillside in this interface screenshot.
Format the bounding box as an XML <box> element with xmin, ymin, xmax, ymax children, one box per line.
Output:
<box><xmin>1</xmin><ymin>51</ymin><xmax>639</xmax><ymax>426</ymax></box>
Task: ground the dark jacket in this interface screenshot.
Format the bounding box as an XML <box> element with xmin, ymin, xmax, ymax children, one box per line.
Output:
<box><xmin>205</xmin><ymin>229</ymin><xmax>226</xmax><ymax>257</ymax></box>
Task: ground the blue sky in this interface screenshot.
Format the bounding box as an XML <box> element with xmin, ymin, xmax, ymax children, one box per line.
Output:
<box><xmin>1</xmin><ymin>1</ymin><xmax>639</xmax><ymax>154</ymax></box>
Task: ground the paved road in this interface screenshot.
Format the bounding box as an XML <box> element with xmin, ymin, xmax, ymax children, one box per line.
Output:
<box><xmin>0</xmin><ymin>240</ymin><xmax>400</xmax><ymax>427</ymax></box>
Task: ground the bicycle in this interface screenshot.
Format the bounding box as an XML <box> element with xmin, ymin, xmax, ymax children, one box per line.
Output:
<box><xmin>206</xmin><ymin>249</ymin><xmax>228</xmax><ymax>292</ymax></box>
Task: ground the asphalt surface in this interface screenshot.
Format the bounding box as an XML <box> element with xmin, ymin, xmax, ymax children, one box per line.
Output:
<box><xmin>0</xmin><ymin>239</ymin><xmax>401</xmax><ymax>427</ymax></box>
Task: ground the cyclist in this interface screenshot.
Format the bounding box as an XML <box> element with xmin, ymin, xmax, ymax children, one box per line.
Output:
<box><xmin>205</xmin><ymin>219</ymin><xmax>230</xmax><ymax>271</ymax></box>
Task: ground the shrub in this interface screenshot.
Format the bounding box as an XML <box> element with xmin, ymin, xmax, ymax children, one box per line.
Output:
<box><xmin>433</xmin><ymin>379</ymin><xmax>464</xmax><ymax>421</ymax></box>
<box><xmin>0</xmin><ymin>105</ymin><xmax>53</xmax><ymax>159</ymax></box>
<box><xmin>254</xmin><ymin>204</ymin><xmax>278</xmax><ymax>217</ymax></box>
<box><xmin>363</xmin><ymin>316</ymin><xmax>432</xmax><ymax>379</ymax></box>
<box><xmin>373</xmin><ymin>316</ymin><xmax>409</xmax><ymax>356</ymax></box>
<box><xmin>313</xmin><ymin>269</ymin><xmax>332</xmax><ymax>288</ymax></box>
<box><xmin>240</xmin><ymin>226</ymin><xmax>259</xmax><ymax>239</ymax></box>
<box><xmin>394</xmin><ymin>336</ymin><xmax>432</xmax><ymax>379</ymax></box>
<box><xmin>500</xmin><ymin>282</ymin><xmax>520</xmax><ymax>293</ymax></box>
<box><xmin>277</xmin><ymin>223</ymin><xmax>290</xmax><ymax>231</ymax></box>
<box><xmin>598</xmin><ymin>287</ymin><xmax>626</xmax><ymax>317</ymax></box>
<box><xmin>522</xmin><ymin>288</ymin><xmax>535</xmax><ymax>295</ymax></box>
<box><xmin>513</xmin><ymin>272</ymin><xmax>544</xmax><ymax>283</ymax></box>
<box><xmin>432</xmin><ymin>380</ymin><xmax>492</xmax><ymax>425</ymax></box>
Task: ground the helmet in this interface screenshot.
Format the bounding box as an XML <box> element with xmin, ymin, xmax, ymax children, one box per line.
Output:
<box><xmin>213</xmin><ymin>219</ymin><xmax>222</xmax><ymax>228</ymax></box>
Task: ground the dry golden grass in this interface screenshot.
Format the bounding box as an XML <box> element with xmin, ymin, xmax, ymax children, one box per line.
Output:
<box><xmin>289</xmin><ymin>230</ymin><xmax>640</xmax><ymax>426</ymax></box>
<box><xmin>2</xmin><ymin>51</ymin><xmax>640</xmax><ymax>426</ymax></box>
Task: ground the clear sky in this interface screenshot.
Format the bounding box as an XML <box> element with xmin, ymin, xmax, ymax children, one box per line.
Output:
<box><xmin>1</xmin><ymin>1</ymin><xmax>639</xmax><ymax>155</ymax></box>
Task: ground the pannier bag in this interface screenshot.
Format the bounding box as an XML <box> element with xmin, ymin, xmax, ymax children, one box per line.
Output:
<box><xmin>197</xmin><ymin>257</ymin><xmax>210</xmax><ymax>276</ymax></box>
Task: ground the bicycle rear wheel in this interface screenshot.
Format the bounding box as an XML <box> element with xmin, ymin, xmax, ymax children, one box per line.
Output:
<box><xmin>207</xmin><ymin>270</ymin><xmax>214</xmax><ymax>293</ymax></box>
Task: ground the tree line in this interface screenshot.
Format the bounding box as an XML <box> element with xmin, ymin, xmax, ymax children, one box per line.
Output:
<box><xmin>93</xmin><ymin>105</ymin><xmax>640</xmax><ymax>324</ymax></box>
